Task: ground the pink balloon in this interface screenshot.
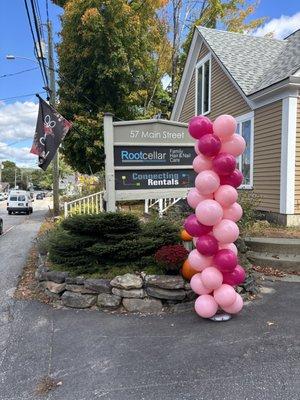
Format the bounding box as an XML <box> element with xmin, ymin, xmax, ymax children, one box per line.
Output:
<box><xmin>220</xmin><ymin>169</ymin><xmax>243</xmax><ymax>188</ymax></box>
<box><xmin>193</xmin><ymin>154</ymin><xmax>213</xmax><ymax>173</ymax></box>
<box><xmin>195</xmin><ymin>170</ymin><xmax>220</xmax><ymax>195</ymax></box>
<box><xmin>213</xmin><ymin>249</ymin><xmax>238</xmax><ymax>273</ymax></box>
<box><xmin>212</xmin><ymin>153</ymin><xmax>236</xmax><ymax>176</ymax></box>
<box><xmin>195</xmin><ymin>294</ymin><xmax>218</xmax><ymax>318</ymax></box>
<box><xmin>194</xmin><ymin>141</ymin><xmax>201</xmax><ymax>155</ymax></box>
<box><xmin>213</xmin><ymin>219</ymin><xmax>239</xmax><ymax>244</ymax></box>
<box><xmin>198</xmin><ymin>134</ymin><xmax>221</xmax><ymax>157</ymax></box>
<box><xmin>222</xmin><ymin>265</ymin><xmax>246</xmax><ymax>286</ymax></box>
<box><xmin>188</xmin><ymin>249</ymin><xmax>213</xmax><ymax>272</ymax></box>
<box><xmin>221</xmin><ymin>134</ymin><xmax>246</xmax><ymax>157</ymax></box>
<box><xmin>222</xmin><ymin>293</ymin><xmax>243</xmax><ymax>314</ymax></box>
<box><xmin>223</xmin><ymin>202</ymin><xmax>243</xmax><ymax>222</ymax></box>
<box><xmin>196</xmin><ymin>234</ymin><xmax>219</xmax><ymax>256</ymax></box>
<box><xmin>214</xmin><ymin>185</ymin><xmax>238</xmax><ymax>208</ymax></box>
<box><xmin>188</xmin><ymin>116</ymin><xmax>213</xmax><ymax>139</ymax></box>
<box><xmin>214</xmin><ymin>284</ymin><xmax>237</xmax><ymax>308</ymax></box>
<box><xmin>213</xmin><ymin>115</ymin><xmax>237</xmax><ymax>140</ymax></box>
<box><xmin>187</xmin><ymin>188</ymin><xmax>213</xmax><ymax>209</ymax></box>
<box><xmin>193</xmin><ymin>237</ymin><xmax>198</xmax><ymax>246</ymax></box>
<box><xmin>201</xmin><ymin>267</ymin><xmax>223</xmax><ymax>290</ymax></box>
<box><xmin>219</xmin><ymin>242</ymin><xmax>238</xmax><ymax>256</ymax></box>
<box><xmin>190</xmin><ymin>273</ymin><xmax>211</xmax><ymax>295</ymax></box>
<box><xmin>196</xmin><ymin>199</ymin><xmax>223</xmax><ymax>226</ymax></box>
<box><xmin>184</xmin><ymin>214</ymin><xmax>212</xmax><ymax>236</ymax></box>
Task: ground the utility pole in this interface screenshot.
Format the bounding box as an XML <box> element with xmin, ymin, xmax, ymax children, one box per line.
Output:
<box><xmin>47</xmin><ymin>20</ymin><xmax>59</xmax><ymax>215</ymax></box>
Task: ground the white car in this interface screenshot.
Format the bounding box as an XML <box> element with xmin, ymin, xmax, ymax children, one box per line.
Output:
<box><xmin>7</xmin><ymin>190</ymin><xmax>33</xmax><ymax>215</ymax></box>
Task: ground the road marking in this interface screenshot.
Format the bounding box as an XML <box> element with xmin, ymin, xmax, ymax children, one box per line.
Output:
<box><xmin>1</xmin><ymin>226</ymin><xmax>15</xmax><ymax>237</ymax></box>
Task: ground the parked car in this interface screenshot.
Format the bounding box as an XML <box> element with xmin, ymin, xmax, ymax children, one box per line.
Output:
<box><xmin>7</xmin><ymin>190</ymin><xmax>33</xmax><ymax>215</ymax></box>
<box><xmin>0</xmin><ymin>217</ymin><xmax>3</xmax><ymax>235</ymax></box>
<box><xmin>36</xmin><ymin>193</ymin><xmax>44</xmax><ymax>200</ymax></box>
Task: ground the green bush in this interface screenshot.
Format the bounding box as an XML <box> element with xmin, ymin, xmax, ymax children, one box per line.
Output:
<box><xmin>238</xmin><ymin>191</ymin><xmax>262</xmax><ymax>232</ymax></box>
<box><xmin>141</xmin><ymin>219</ymin><xmax>180</xmax><ymax>246</ymax></box>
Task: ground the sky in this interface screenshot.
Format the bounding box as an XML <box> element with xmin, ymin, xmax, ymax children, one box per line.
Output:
<box><xmin>0</xmin><ymin>0</ymin><xmax>300</xmax><ymax>168</ymax></box>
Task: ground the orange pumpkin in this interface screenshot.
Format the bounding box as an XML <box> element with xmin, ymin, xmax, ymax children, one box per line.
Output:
<box><xmin>181</xmin><ymin>259</ymin><xmax>198</xmax><ymax>281</ymax></box>
<box><xmin>180</xmin><ymin>229</ymin><xmax>193</xmax><ymax>241</ymax></box>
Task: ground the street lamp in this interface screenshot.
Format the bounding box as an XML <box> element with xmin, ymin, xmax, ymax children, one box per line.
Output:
<box><xmin>6</xmin><ymin>55</ymin><xmax>38</xmax><ymax>63</ymax></box>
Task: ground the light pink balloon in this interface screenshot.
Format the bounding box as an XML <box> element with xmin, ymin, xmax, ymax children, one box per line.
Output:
<box><xmin>187</xmin><ymin>188</ymin><xmax>213</xmax><ymax>209</ymax></box>
<box><xmin>190</xmin><ymin>273</ymin><xmax>211</xmax><ymax>295</ymax></box>
<box><xmin>214</xmin><ymin>185</ymin><xmax>238</xmax><ymax>208</ymax></box>
<box><xmin>195</xmin><ymin>170</ymin><xmax>220</xmax><ymax>195</ymax></box>
<box><xmin>213</xmin><ymin>115</ymin><xmax>237</xmax><ymax>140</ymax></box>
<box><xmin>194</xmin><ymin>294</ymin><xmax>218</xmax><ymax>318</ymax></box>
<box><xmin>194</xmin><ymin>141</ymin><xmax>200</xmax><ymax>155</ymax></box>
<box><xmin>188</xmin><ymin>249</ymin><xmax>213</xmax><ymax>272</ymax></box>
<box><xmin>219</xmin><ymin>243</ymin><xmax>238</xmax><ymax>256</ymax></box>
<box><xmin>201</xmin><ymin>267</ymin><xmax>223</xmax><ymax>290</ymax></box>
<box><xmin>193</xmin><ymin>237</ymin><xmax>198</xmax><ymax>246</ymax></box>
<box><xmin>223</xmin><ymin>202</ymin><xmax>243</xmax><ymax>222</ymax></box>
<box><xmin>214</xmin><ymin>284</ymin><xmax>237</xmax><ymax>307</ymax></box>
<box><xmin>213</xmin><ymin>219</ymin><xmax>239</xmax><ymax>244</ymax></box>
<box><xmin>196</xmin><ymin>199</ymin><xmax>223</xmax><ymax>226</ymax></box>
<box><xmin>222</xmin><ymin>293</ymin><xmax>243</xmax><ymax>314</ymax></box>
<box><xmin>221</xmin><ymin>134</ymin><xmax>246</xmax><ymax>157</ymax></box>
<box><xmin>193</xmin><ymin>154</ymin><xmax>213</xmax><ymax>173</ymax></box>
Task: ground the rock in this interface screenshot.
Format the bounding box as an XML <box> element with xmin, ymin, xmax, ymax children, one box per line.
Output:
<box><xmin>169</xmin><ymin>301</ymin><xmax>194</xmax><ymax>313</ymax></box>
<box><xmin>122</xmin><ymin>298</ymin><xmax>162</xmax><ymax>313</ymax></box>
<box><xmin>45</xmin><ymin>281</ymin><xmax>65</xmax><ymax>294</ymax></box>
<box><xmin>186</xmin><ymin>290</ymin><xmax>197</xmax><ymax>301</ymax></box>
<box><xmin>112</xmin><ymin>288</ymin><xmax>145</xmax><ymax>298</ymax></box>
<box><xmin>35</xmin><ymin>264</ymin><xmax>49</xmax><ymax>281</ymax></box>
<box><xmin>146</xmin><ymin>287</ymin><xmax>186</xmax><ymax>301</ymax></box>
<box><xmin>45</xmin><ymin>289</ymin><xmax>61</xmax><ymax>300</ymax></box>
<box><xmin>184</xmin><ymin>282</ymin><xmax>191</xmax><ymax>290</ymax></box>
<box><xmin>145</xmin><ymin>275</ymin><xmax>185</xmax><ymax>289</ymax></box>
<box><xmin>45</xmin><ymin>270</ymin><xmax>68</xmax><ymax>284</ymax></box>
<box><xmin>84</xmin><ymin>279</ymin><xmax>111</xmax><ymax>294</ymax></box>
<box><xmin>65</xmin><ymin>284</ymin><xmax>98</xmax><ymax>294</ymax></box>
<box><xmin>65</xmin><ymin>276</ymin><xmax>86</xmax><ymax>285</ymax></box>
<box><xmin>97</xmin><ymin>293</ymin><xmax>121</xmax><ymax>309</ymax></box>
<box><xmin>61</xmin><ymin>291</ymin><xmax>96</xmax><ymax>308</ymax></box>
<box><xmin>110</xmin><ymin>273</ymin><xmax>143</xmax><ymax>290</ymax></box>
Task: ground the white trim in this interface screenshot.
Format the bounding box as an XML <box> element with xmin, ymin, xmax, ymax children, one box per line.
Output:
<box><xmin>280</xmin><ymin>97</ymin><xmax>297</xmax><ymax>214</ymax></box>
<box><xmin>195</xmin><ymin>53</ymin><xmax>212</xmax><ymax>116</ymax></box>
<box><xmin>236</xmin><ymin>112</ymin><xmax>254</xmax><ymax>189</ymax></box>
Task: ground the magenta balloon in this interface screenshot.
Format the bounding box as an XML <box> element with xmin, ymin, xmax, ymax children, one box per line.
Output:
<box><xmin>222</xmin><ymin>265</ymin><xmax>246</xmax><ymax>286</ymax></box>
<box><xmin>212</xmin><ymin>153</ymin><xmax>236</xmax><ymax>176</ymax></box>
<box><xmin>188</xmin><ymin>249</ymin><xmax>213</xmax><ymax>272</ymax></box>
<box><xmin>196</xmin><ymin>234</ymin><xmax>219</xmax><ymax>256</ymax></box>
<box><xmin>188</xmin><ymin>116</ymin><xmax>213</xmax><ymax>139</ymax></box>
<box><xmin>219</xmin><ymin>242</ymin><xmax>238</xmax><ymax>256</ymax></box>
<box><xmin>184</xmin><ymin>214</ymin><xmax>212</xmax><ymax>236</ymax></box>
<box><xmin>187</xmin><ymin>188</ymin><xmax>213</xmax><ymax>209</ymax></box>
<box><xmin>213</xmin><ymin>115</ymin><xmax>237</xmax><ymax>140</ymax></box>
<box><xmin>213</xmin><ymin>284</ymin><xmax>237</xmax><ymax>308</ymax></box>
<box><xmin>193</xmin><ymin>154</ymin><xmax>213</xmax><ymax>173</ymax></box>
<box><xmin>213</xmin><ymin>219</ymin><xmax>239</xmax><ymax>244</ymax></box>
<box><xmin>201</xmin><ymin>267</ymin><xmax>223</xmax><ymax>290</ymax></box>
<box><xmin>190</xmin><ymin>273</ymin><xmax>211</xmax><ymax>295</ymax></box>
<box><xmin>220</xmin><ymin>169</ymin><xmax>243</xmax><ymax>188</ymax></box>
<box><xmin>194</xmin><ymin>294</ymin><xmax>218</xmax><ymax>318</ymax></box>
<box><xmin>195</xmin><ymin>170</ymin><xmax>220</xmax><ymax>195</ymax></box>
<box><xmin>222</xmin><ymin>293</ymin><xmax>243</xmax><ymax>314</ymax></box>
<box><xmin>198</xmin><ymin>134</ymin><xmax>221</xmax><ymax>157</ymax></box>
<box><xmin>221</xmin><ymin>134</ymin><xmax>246</xmax><ymax>157</ymax></box>
<box><xmin>223</xmin><ymin>202</ymin><xmax>243</xmax><ymax>222</ymax></box>
<box><xmin>214</xmin><ymin>185</ymin><xmax>238</xmax><ymax>208</ymax></box>
<box><xmin>213</xmin><ymin>249</ymin><xmax>238</xmax><ymax>273</ymax></box>
<box><xmin>196</xmin><ymin>199</ymin><xmax>223</xmax><ymax>226</ymax></box>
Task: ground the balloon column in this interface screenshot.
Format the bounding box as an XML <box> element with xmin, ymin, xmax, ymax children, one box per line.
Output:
<box><xmin>184</xmin><ymin>115</ymin><xmax>246</xmax><ymax>319</ymax></box>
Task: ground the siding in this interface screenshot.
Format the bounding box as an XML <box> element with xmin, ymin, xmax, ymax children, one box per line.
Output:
<box><xmin>295</xmin><ymin>97</ymin><xmax>300</xmax><ymax>213</ymax></box>
<box><xmin>179</xmin><ymin>42</ymin><xmax>250</xmax><ymax>123</ymax></box>
<box><xmin>254</xmin><ymin>101</ymin><xmax>282</xmax><ymax>213</ymax></box>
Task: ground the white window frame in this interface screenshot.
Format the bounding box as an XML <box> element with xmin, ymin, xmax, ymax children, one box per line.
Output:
<box><xmin>236</xmin><ymin>111</ymin><xmax>254</xmax><ymax>190</ymax></box>
<box><xmin>195</xmin><ymin>53</ymin><xmax>211</xmax><ymax>116</ymax></box>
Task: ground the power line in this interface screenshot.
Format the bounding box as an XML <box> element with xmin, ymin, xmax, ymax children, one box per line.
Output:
<box><xmin>0</xmin><ymin>91</ymin><xmax>46</xmax><ymax>102</ymax></box>
<box><xmin>0</xmin><ymin>67</ymin><xmax>39</xmax><ymax>79</ymax></box>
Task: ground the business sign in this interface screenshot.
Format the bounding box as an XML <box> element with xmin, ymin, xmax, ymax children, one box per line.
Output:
<box><xmin>114</xmin><ymin>146</ymin><xmax>196</xmax><ymax>167</ymax></box>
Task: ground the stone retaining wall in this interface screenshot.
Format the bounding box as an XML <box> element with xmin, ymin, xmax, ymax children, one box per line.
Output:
<box><xmin>35</xmin><ymin>265</ymin><xmax>196</xmax><ymax>313</ymax></box>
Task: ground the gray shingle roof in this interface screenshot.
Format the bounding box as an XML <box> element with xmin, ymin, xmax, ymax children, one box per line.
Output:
<box><xmin>197</xmin><ymin>26</ymin><xmax>300</xmax><ymax>95</ymax></box>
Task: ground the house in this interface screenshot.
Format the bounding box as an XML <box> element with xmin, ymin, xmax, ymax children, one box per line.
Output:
<box><xmin>171</xmin><ymin>26</ymin><xmax>300</xmax><ymax>226</ymax></box>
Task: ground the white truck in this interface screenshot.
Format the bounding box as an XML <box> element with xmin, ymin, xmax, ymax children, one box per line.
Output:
<box><xmin>7</xmin><ymin>190</ymin><xmax>33</xmax><ymax>215</ymax></box>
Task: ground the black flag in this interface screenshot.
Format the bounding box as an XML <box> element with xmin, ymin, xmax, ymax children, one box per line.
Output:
<box><xmin>30</xmin><ymin>97</ymin><xmax>72</xmax><ymax>170</ymax></box>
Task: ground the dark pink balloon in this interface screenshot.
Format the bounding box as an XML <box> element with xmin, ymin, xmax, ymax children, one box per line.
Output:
<box><xmin>198</xmin><ymin>134</ymin><xmax>221</xmax><ymax>157</ymax></box>
<box><xmin>196</xmin><ymin>234</ymin><xmax>219</xmax><ymax>256</ymax></box>
<box><xmin>220</xmin><ymin>169</ymin><xmax>243</xmax><ymax>188</ymax></box>
<box><xmin>213</xmin><ymin>249</ymin><xmax>238</xmax><ymax>273</ymax></box>
<box><xmin>212</xmin><ymin>153</ymin><xmax>236</xmax><ymax>176</ymax></box>
<box><xmin>188</xmin><ymin>116</ymin><xmax>213</xmax><ymax>139</ymax></box>
<box><xmin>184</xmin><ymin>214</ymin><xmax>212</xmax><ymax>237</ymax></box>
<box><xmin>222</xmin><ymin>265</ymin><xmax>246</xmax><ymax>286</ymax></box>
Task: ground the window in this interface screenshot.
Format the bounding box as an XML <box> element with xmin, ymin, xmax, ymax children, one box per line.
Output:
<box><xmin>10</xmin><ymin>196</ymin><xmax>17</xmax><ymax>201</ymax></box>
<box><xmin>236</xmin><ymin>112</ymin><xmax>254</xmax><ymax>189</ymax></box>
<box><xmin>18</xmin><ymin>195</ymin><xmax>26</xmax><ymax>201</ymax></box>
<box><xmin>196</xmin><ymin>55</ymin><xmax>211</xmax><ymax>115</ymax></box>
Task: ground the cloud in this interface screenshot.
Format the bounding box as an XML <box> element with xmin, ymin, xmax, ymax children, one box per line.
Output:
<box><xmin>0</xmin><ymin>141</ymin><xmax>37</xmax><ymax>166</ymax></box>
<box><xmin>253</xmin><ymin>12</ymin><xmax>300</xmax><ymax>39</ymax></box>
